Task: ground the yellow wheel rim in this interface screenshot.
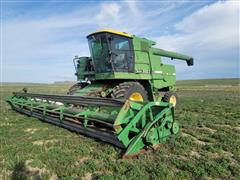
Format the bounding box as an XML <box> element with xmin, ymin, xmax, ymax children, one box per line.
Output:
<box><xmin>169</xmin><ymin>95</ymin><xmax>177</xmax><ymax>107</ymax></box>
<box><xmin>129</xmin><ymin>92</ymin><xmax>144</xmax><ymax>102</ymax></box>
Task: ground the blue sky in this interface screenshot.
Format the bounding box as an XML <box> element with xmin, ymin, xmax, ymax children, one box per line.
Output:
<box><xmin>1</xmin><ymin>0</ymin><xmax>239</xmax><ymax>83</ymax></box>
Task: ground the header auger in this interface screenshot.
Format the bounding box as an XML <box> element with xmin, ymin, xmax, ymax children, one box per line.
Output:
<box><xmin>7</xmin><ymin>29</ymin><xmax>193</xmax><ymax>157</ymax></box>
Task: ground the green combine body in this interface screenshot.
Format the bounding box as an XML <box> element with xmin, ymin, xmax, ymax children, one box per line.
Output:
<box><xmin>72</xmin><ymin>29</ymin><xmax>193</xmax><ymax>104</ymax></box>
<box><xmin>6</xmin><ymin>29</ymin><xmax>193</xmax><ymax>157</ymax></box>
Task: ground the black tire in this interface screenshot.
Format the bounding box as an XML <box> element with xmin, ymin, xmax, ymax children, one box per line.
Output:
<box><xmin>111</xmin><ymin>82</ymin><xmax>148</xmax><ymax>101</ymax></box>
<box><xmin>163</xmin><ymin>91</ymin><xmax>178</xmax><ymax>108</ymax></box>
<box><xmin>68</xmin><ymin>83</ymin><xmax>86</xmax><ymax>95</ymax></box>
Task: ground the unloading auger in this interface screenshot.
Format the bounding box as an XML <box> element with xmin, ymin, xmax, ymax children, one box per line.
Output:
<box><xmin>7</xmin><ymin>29</ymin><xmax>193</xmax><ymax>157</ymax></box>
<box><xmin>7</xmin><ymin>92</ymin><xmax>178</xmax><ymax>157</ymax></box>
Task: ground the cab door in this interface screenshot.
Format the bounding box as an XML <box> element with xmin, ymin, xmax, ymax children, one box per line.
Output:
<box><xmin>109</xmin><ymin>35</ymin><xmax>134</xmax><ymax>72</ymax></box>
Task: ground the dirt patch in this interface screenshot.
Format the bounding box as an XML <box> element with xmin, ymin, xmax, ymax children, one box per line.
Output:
<box><xmin>24</xmin><ymin>128</ymin><xmax>38</xmax><ymax>134</ymax></box>
<box><xmin>214</xmin><ymin>124</ymin><xmax>240</xmax><ymax>131</ymax></box>
<box><xmin>204</xmin><ymin>85</ymin><xmax>233</xmax><ymax>88</ymax></box>
<box><xmin>0</xmin><ymin>122</ymin><xmax>12</xmax><ymax>127</ymax></box>
<box><xmin>171</xmin><ymin>166</ymin><xmax>180</xmax><ymax>173</ymax></box>
<box><xmin>181</xmin><ymin>132</ymin><xmax>210</xmax><ymax>145</ymax></box>
<box><xmin>162</xmin><ymin>154</ymin><xmax>170</xmax><ymax>159</ymax></box>
<box><xmin>82</xmin><ymin>172</ymin><xmax>92</xmax><ymax>180</ymax></box>
<box><xmin>163</xmin><ymin>154</ymin><xmax>188</xmax><ymax>161</ymax></box>
<box><xmin>197</xmin><ymin>126</ymin><xmax>217</xmax><ymax>134</ymax></box>
<box><xmin>233</xmin><ymin>126</ymin><xmax>240</xmax><ymax>131</ymax></box>
<box><xmin>214</xmin><ymin>124</ymin><xmax>231</xmax><ymax>128</ymax></box>
<box><xmin>177</xmin><ymin>155</ymin><xmax>189</xmax><ymax>161</ymax></box>
<box><xmin>222</xmin><ymin>150</ymin><xmax>234</xmax><ymax>157</ymax></box>
<box><xmin>190</xmin><ymin>150</ymin><xmax>201</xmax><ymax>158</ymax></box>
<box><xmin>25</xmin><ymin>160</ymin><xmax>48</xmax><ymax>176</ymax></box>
<box><xmin>208</xmin><ymin>152</ymin><xmax>219</xmax><ymax>158</ymax></box>
<box><xmin>26</xmin><ymin>160</ymin><xmax>58</xmax><ymax>179</ymax></box>
<box><xmin>0</xmin><ymin>170</ymin><xmax>12</xmax><ymax>179</ymax></box>
<box><xmin>195</xmin><ymin>139</ymin><xmax>208</xmax><ymax>145</ymax></box>
<box><xmin>207</xmin><ymin>150</ymin><xmax>237</xmax><ymax>165</ymax></box>
<box><xmin>33</xmin><ymin>139</ymin><xmax>58</xmax><ymax>146</ymax></box>
<box><xmin>12</xmin><ymin>160</ymin><xmax>57</xmax><ymax>179</ymax></box>
<box><xmin>0</xmin><ymin>156</ymin><xmax>5</xmax><ymax>165</ymax></box>
<box><xmin>75</xmin><ymin>157</ymin><xmax>90</xmax><ymax>166</ymax></box>
<box><xmin>49</xmin><ymin>174</ymin><xmax>58</xmax><ymax>180</ymax></box>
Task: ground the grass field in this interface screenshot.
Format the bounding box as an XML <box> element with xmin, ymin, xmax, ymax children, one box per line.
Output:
<box><xmin>0</xmin><ymin>79</ymin><xmax>240</xmax><ymax>179</ymax></box>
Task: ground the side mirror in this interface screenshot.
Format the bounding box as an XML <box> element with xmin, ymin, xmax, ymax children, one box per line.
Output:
<box><xmin>73</xmin><ymin>56</ymin><xmax>79</xmax><ymax>71</ymax></box>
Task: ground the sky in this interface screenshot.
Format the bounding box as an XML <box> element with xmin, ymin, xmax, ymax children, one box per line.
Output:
<box><xmin>1</xmin><ymin>0</ymin><xmax>239</xmax><ymax>83</ymax></box>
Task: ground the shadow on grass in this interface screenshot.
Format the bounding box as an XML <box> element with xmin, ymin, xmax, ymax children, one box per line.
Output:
<box><xmin>11</xmin><ymin>161</ymin><xmax>41</xmax><ymax>180</ymax></box>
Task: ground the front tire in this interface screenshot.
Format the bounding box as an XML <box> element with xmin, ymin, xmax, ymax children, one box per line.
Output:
<box><xmin>111</xmin><ymin>82</ymin><xmax>148</xmax><ymax>102</ymax></box>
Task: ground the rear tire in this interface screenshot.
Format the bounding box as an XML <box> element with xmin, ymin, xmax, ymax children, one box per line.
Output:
<box><xmin>111</xmin><ymin>82</ymin><xmax>148</xmax><ymax>102</ymax></box>
<box><xmin>163</xmin><ymin>91</ymin><xmax>178</xmax><ymax>108</ymax></box>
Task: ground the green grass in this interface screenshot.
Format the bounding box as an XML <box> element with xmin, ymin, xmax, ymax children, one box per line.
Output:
<box><xmin>1</xmin><ymin>79</ymin><xmax>240</xmax><ymax>179</ymax></box>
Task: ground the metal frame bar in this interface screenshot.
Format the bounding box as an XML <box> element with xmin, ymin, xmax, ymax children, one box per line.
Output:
<box><xmin>11</xmin><ymin>105</ymin><xmax>125</xmax><ymax>148</ymax></box>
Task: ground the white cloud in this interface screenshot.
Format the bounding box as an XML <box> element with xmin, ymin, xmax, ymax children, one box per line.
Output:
<box><xmin>3</xmin><ymin>1</ymin><xmax>165</xmax><ymax>82</ymax></box>
<box><xmin>2</xmin><ymin>1</ymin><xmax>239</xmax><ymax>82</ymax></box>
<box><xmin>176</xmin><ymin>0</ymin><xmax>238</xmax><ymax>49</ymax></box>
<box><xmin>96</xmin><ymin>3</ymin><xmax>121</xmax><ymax>24</ymax></box>
<box><xmin>123</xmin><ymin>0</ymin><xmax>139</xmax><ymax>16</ymax></box>
<box><xmin>2</xmin><ymin>5</ymin><xmax>99</xmax><ymax>82</ymax></box>
<box><xmin>153</xmin><ymin>1</ymin><xmax>239</xmax><ymax>79</ymax></box>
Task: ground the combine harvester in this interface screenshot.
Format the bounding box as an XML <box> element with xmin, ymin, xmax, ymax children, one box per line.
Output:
<box><xmin>7</xmin><ymin>29</ymin><xmax>193</xmax><ymax>157</ymax></box>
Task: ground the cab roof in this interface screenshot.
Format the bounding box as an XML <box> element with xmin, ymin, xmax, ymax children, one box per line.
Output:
<box><xmin>87</xmin><ymin>29</ymin><xmax>132</xmax><ymax>38</ymax></box>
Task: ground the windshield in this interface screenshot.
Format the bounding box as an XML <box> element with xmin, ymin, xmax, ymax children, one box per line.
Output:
<box><xmin>88</xmin><ymin>33</ymin><xmax>134</xmax><ymax>73</ymax></box>
<box><xmin>109</xmin><ymin>36</ymin><xmax>133</xmax><ymax>72</ymax></box>
<box><xmin>88</xmin><ymin>34</ymin><xmax>112</xmax><ymax>73</ymax></box>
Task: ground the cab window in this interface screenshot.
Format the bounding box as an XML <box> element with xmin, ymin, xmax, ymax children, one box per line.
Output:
<box><xmin>110</xmin><ymin>36</ymin><xmax>134</xmax><ymax>72</ymax></box>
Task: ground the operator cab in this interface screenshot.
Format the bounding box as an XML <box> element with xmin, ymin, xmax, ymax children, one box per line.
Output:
<box><xmin>87</xmin><ymin>29</ymin><xmax>134</xmax><ymax>73</ymax></box>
